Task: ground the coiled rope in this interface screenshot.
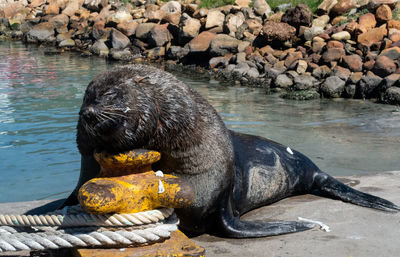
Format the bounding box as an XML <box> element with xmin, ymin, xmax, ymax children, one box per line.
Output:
<box><xmin>0</xmin><ymin>206</ymin><xmax>174</xmax><ymax>227</ymax></box>
<box><xmin>0</xmin><ymin>205</ymin><xmax>178</xmax><ymax>252</ymax></box>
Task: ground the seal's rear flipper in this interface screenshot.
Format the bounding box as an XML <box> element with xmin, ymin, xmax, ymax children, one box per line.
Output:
<box><xmin>314</xmin><ymin>172</ymin><xmax>400</xmax><ymax>212</ymax></box>
<box><xmin>218</xmin><ymin>192</ymin><xmax>315</xmax><ymax>238</ymax></box>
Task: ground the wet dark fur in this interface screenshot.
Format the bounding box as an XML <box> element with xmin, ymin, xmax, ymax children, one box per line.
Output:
<box><xmin>67</xmin><ymin>64</ymin><xmax>399</xmax><ymax>238</ymax></box>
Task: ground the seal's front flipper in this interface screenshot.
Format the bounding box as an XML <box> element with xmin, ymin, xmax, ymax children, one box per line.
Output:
<box><xmin>218</xmin><ymin>192</ymin><xmax>315</xmax><ymax>238</ymax></box>
<box><xmin>314</xmin><ymin>172</ymin><xmax>400</xmax><ymax>212</ymax></box>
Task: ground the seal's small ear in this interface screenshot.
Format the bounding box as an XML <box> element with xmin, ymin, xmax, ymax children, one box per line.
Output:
<box><xmin>135</xmin><ymin>76</ymin><xmax>146</xmax><ymax>83</ymax></box>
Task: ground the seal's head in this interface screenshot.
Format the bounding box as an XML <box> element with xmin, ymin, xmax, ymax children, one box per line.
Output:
<box><xmin>77</xmin><ymin>65</ymin><xmax>203</xmax><ymax>156</ymax></box>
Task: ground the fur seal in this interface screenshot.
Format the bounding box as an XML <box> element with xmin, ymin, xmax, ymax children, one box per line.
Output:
<box><xmin>64</xmin><ymin>64</ymin><xmax>399</xmax><ymax>237</ymax></box>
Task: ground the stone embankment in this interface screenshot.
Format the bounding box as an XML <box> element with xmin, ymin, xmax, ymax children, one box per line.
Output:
<box><xmin>1</xmin><ymin>0</ymin><xmax>400</xmax><ymax>104</ymax></box>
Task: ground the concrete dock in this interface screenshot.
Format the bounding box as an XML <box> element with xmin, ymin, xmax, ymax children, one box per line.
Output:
<box><xmin>0</xmin><ymin>171</ymin><xmax>399</xmax><ymax>256</ymax></box>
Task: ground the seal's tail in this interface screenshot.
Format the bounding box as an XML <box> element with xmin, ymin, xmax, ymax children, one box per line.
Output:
<box><xmin>313</xmin><ymin>172</ymin><xmax>400</xmax><ymax>212</ymax></box>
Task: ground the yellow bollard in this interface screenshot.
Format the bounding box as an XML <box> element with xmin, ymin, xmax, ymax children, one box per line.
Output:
<box><xmin>78</xmin><ymin>149</ymin><xmax>194</xmax><ymax>214</ymax></box>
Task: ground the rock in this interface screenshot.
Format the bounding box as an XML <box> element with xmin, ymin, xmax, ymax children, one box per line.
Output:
<box><xmin>225</xmin><ymin>12</ymin><xmax>245</xmax><ymax>37</ymax></box>
<box><xmin>296</xmin><ymin>60</ymin><xmax>308</xmax><ymax>74</ymax></box>
<box><xmin>322</xmin><ymin>48</ymin><xmax>345</xmax><ymax>63</ymax></box>
<box><xmin>59</xmin><ymin>38</ymin><xmax>75</xmax><ymax>47</ymax></box>
<box><xmin>372</xmin><ymin>55</ymin><xmax>397</xmax><ymax>77</ymax></box>
<box><xmin>109</xmin><ymin>48</ymin><xmax>134</xmax><ymax>61</ymax></box>
<box><xmin>388</xmin><ymin>19</ymin><xmax>400</xmax><ymax>30</ymax></box>
<box><xmin>321</xmin><ymin>76</ymin><xmax>345</xmax><ymax>97</ymax></box>
<box><xmin>135</xmin><ymin>22</ymin><xmax>156</xmax><ymax>40</ymax></box>
<box><xmin>357</xmin><ymin>25</ymin><xmax>387</xmax><ymax>46</ymax></box>
<box><xmin>375</xmin><ymin>4</ymin><xmax>392</xmax><ymax>23</ymax></box>
<box><xmin>62</xmin><ymin>0</ymin><xmax>81</xmax><ymax>17</ymax></box>
<box><xmin>262</xmin><ymin>21</ymin><xmax>296</xmax><ymax>42</ymax></box>
<box><xmin>146</xmin><ymin>46</ymin><xmax>165</xmax><ymax>59</ymax></box>
<box><xmin>304</xmin><ymin>27</ymin><xmax>324</xmax><ymax>41</ymax></box>
<box><xmin>312</xmin><ymin>15</ymin><xmax>330</xmax><ymax>29</ymax></box>
<box><xmin>245</xmin><ymin>19</ymin><xmax>263</xmax><ymax>34</ymax></box>
<box><xmin>367</xmin><ymin>0</ymin><xmax>397</xmax><ymax>9</ymax></box>
<box><xmin>26</xmin><ymin>22</ymin><xmax>55</xmax><ymax>43</ymax></box>
<box><xmin>331</xmin><ymin>31</ymin><xmax>351</xmax><ymax>41</ymax></box>
<box><xmin>189</xmin><ymin>31</ymin><xmax>216</xmax><ymax>52</ymax></box>
<box><xmin>166</xmin><ymin>45</ymin><xmax>189</xmax><ymax>60</ymax></box>
<box><xmin>357</xmin><ymin>71</ymin><xmax>383</xmax><ymax>98</ymax></box>
<box><xmin>380</xmin><ymin>47</ymin><xmax>400</xmax><ymax>60</ymax></box>
<box><xmin>49</xmin><ymin>14</ymin><xmax>69</xmax><ymax>31</ymax></box>
<box><xmin>316</xmin><ymin>0</ymin><xmax>338</xmax><ymax>15</ymax></box>
<box><xmin>235</xmin><ymin>0</ymin><xmax>251</xmax><ymax>7</ymax></box>
<box><xmin>275</xmin><ymin>74</ymin><xmax>293</xmax><ymax>88</ymax></box>
<box><xmin>30</xmin><ymin>0</ymin><xmax>46</xmax><ymax>8</ymax></box>
<box><xmin>90</xmin><ymin>39</ymin><xmax>109</xmax><ymax>57</ymax></box>
<box><xmin>358</xmin><ymin>13</ymin><xmax>376</xmax><ymax>31</ymax></box>
<box><xmin>85</xmin><ymin>0</ymin><xmax>103</xmax><ymax>12</ymax></box>
<box><xmin>107</xmin><ymin>9</ymin><xmax>133</xmax><ymax>25</ymax></box>
<box><xmin>364</xmin><ymin>60</ymin><xmax>376</xmax><ymax>70</ymax></box>
<box><xmin>349</xmin><ymin>72</ymin><xmax>363</xmax><ymax>84</ymax></box>
<box><xmin>148</xmin><ymin>24</ymin><xmax>171</xmax><ymax>48</ymax></box>
<box><xmin>342</xmin><ymin>54</ymin><xmax>363</xmax><ymax>72</ymax></box>
<box><xmin>344</xmin><ymin>84</ymin><xmax>356</xmax><ymax>98</ymax></box>
<box><xmin>331</xmin><ymin>0</ymin><xmax>356</xmax><ymax>16</ymax></box>
<box><xmin>331</xmin><ymin>66</ymin><xmax>351</xmax><ymax>81</ymax></box>
<box><xmin>312</xmin><ymin>41</ymin><xmax>326</xmax><ymax>54</ymax></box>
<box><xmin>238</xmin><ymin>41</ymin><xmax>251</xmax><ymax>52</ymax></box>
<box><xmin>281</xmin><ymin>4</ymin><xmax>312</xmax><ymax>29</ymax></box>
<box><xmin>210</xmin><ymin>34</ymin><xmax>240</xmax><ymax>56</ymax></box>
<box><xmin>293</xmin><ymin>74</ymin><xmax>319</xmax><ymax>90</ymax></box>
<box><xmin>383</xmin><ymin>86</ymin><xmax>400</xmax><ymax>104</ymax></box>
<box><xmin>117</xmin><ymin>20</ymin><xmax>139</xmax><ymax>37</ymax></box>
<box><xmin>326</xmin><ymin>40</ymin><xmax>344</xmax><ymax>49</ymax></box>
<box><xmin>111</xmin><ymin>28</ymin><xmax>130</xmax><ymax>50</ymax></box>
<box><xmin>145</xmin><ymin>10</ymin><xmax>167</xmax><ymax>22</ymax></box>
<box><xmin>246</xmin><ymin>67</ymin><xmax>260</xmax><ymax>79</ymax></box>
<box><xmin>253</xmin><ymin>0</ymin><xmax>271</xmax><ymax>16</ymax></box>
<box><xmin>92</xmin><ymin>21</ymin><xmax>111</xmax><ymax>40</ymax></box>
<box><xmin>46</xmin><ymin>2</ymin><xmax>60</xmax><ymax>15</ymax></box>
<box><xmin>179</xmin><ymin>13</ymin><xmax>201</xmax><ymax>44</ymax></box>
<box><xmin>284</xmin><ymin>51</ymin><xmax>303</xmax><ymax>67</ymax></box>
<box><xmin>205</xmin><ymin>9</ymin><xmax>225</xmax><ymax>29</ymax></box>
<box><xmin>160</xmin><ymin>1</ymin><xmax>181</xmax><ymax>14</ymax></box>
<box><xmin>312</xmin><ymin>65</ymin><xmax>330</xmax><ymax>79</ymax></box>
<box><xmin>382</xmin><ymin>73</ymin><xmax>400</xmax><ymax>90</ymax></box>
<box><xmin>389</xmin><ymin>28</ymin><xmax>400</xmax><ymax>41</ymax></box>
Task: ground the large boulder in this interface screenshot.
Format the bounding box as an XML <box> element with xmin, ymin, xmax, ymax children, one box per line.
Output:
<box><xmin>372</xmin><ymin>55</ymin><xmax>397</xmax><ymax>77</ymax></box>
<box><xmin>189</xmin><ymin>31</ymin><xmax>216</xmax><ymax>53</ymax></box>
<box><xmin>179</xmin><ymin>13</ymin><xmax>201</xmax><ymax>45</ymax></box>
<box><xmin>135</xmin><ymin>22</ymin><xmax>157</xmax><ymax>40</ymax></box>
<box><xmin>111</xmin><ymin>28</ymin><xmax>130</xmax><ymax>50</ymax></box>
<box><xmin>375</xmin><ymin>4</ymin><xmax>392</xmax><ymax>23</ymax></box>
<box><xmin>210</xmin><ymin>34</ymin><xmax>240</xmax><ymax>56</ymax></box>
<box><xmin>26</xmin><ymin>22</ymin><xmax>55</xmax><ymax>43</ymax></box>
<box><xmin>358</xmin><ymin>13</ymin><xmax>376</xmax><ymax>31</ymax></box>
<box><xmin>252</xmin><ymin>0</ymin><xmax>271</xmax><ymax>16</ymax></box>
<box><xmin>383</xmin><ymin>86</ymin><xmax>400</xmax><ymax>105</ymax></box>
<box><xmin>330</xmin><ymin>0</ymin><xmax>357</xmax><ymax>16</ymax></box>
<box><xmin>342</xmin><ymin>54</ymin><xmax>363</xmax><ymax>72</ymax></box>
<box><xmin>281</xmin><ymin>4</ymin><xmax>312</xmax><ymax>29</ymax></box>
<box><xmin>148</xmin><ymin>23</ymin><xmax>171</xmax><ymax>48</ymax></box>
<box><xmin>320</xmin><ymin>76</ymin><xmax>345</xmax><ymax>98</ymax></box>
<box><xmin>357</xmin><ymin>25</ymin><xmax>387</xmax><ymax>46</ymax></box>
<box><xmin>293</xmin><ymin>74</ymin><xmax>319</xmax><ymax>90</ymax></box>
<box><xmin>322</xmin><ymin>48</ymin><xmax>345</xmax><ymax>63</ymax></box>
<box><xmin>205</xmin><ymin>9</ymin><xmax>225</xmax><ymax>29</ymax></box>
<box><xmin>357</xmin><ymin>71</ymin><xmax>383</xmax><ymax>98</ymax></box>
<box><xmin>225</xmin><ymin>12</ymin><xmax>245</xmax><ymax>37</ymax></box>
<box><xmin>262</xmin><ymin>21</ymin><xmax>296</xmax><ymax>42</ymax></box>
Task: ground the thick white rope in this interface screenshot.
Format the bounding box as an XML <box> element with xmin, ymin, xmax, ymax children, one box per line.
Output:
<box><xmin>0</xmin><ymin>216</ymin><xmax>178</xmax><ymax>252</ymax></box>
<box><xmin>0</xmin><ymin>206</ymin><xmax>174</xmax><ymax>227</ymax></box>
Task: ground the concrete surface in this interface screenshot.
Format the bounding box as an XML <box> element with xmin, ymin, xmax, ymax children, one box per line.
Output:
<box><xmin>0</xmin><ymin>171</ymin><xmax>399</xmax><ymax>257</ymax></box>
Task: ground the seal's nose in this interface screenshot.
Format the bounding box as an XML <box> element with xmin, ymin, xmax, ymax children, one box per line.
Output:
<box><xmin>79</xmin><ymin>106</ymin><xmax>96</xmax><ymax>119</ymax></box>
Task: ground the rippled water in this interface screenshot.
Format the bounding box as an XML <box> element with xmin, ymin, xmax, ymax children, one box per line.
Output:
<box><xmin>1</xmin><ymin>41</ymin><xmax>399</xmax><ymax>203</ymax></box>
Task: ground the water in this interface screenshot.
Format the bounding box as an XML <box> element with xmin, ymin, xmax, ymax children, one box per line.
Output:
<box><xmin>0</xmin><ymin>41</ymin><xmax>399</xmax><ymax>203</ymax></box>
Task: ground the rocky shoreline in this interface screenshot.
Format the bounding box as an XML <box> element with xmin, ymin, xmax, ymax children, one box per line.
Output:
<box><xmin>1</xmin><ymin>0</ymin><xmax>400</xmax><ymax>105</ymax></box>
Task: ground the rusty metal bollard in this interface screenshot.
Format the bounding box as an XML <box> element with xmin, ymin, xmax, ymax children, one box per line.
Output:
<box><xmin>78</xmin><ymin>149</ymin><xmax>194</xmax><ymax>214</ymax></box>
